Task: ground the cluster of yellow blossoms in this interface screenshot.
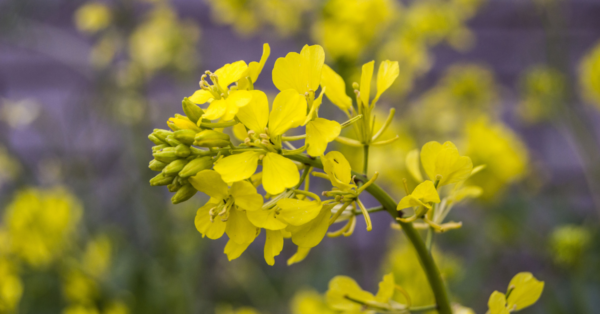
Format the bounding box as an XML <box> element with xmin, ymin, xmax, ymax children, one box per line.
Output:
<box><xmin>148</xmin><ymin>43</ymin><xmax>545</xmax><ymax>313</ymax></box>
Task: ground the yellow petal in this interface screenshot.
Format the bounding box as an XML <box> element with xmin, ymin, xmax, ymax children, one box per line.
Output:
<box><xmin>214</xmin><ymin>60</ymin><xmax>248</xmax><ymax>90</ymax></box>
<box><xmin>325</xmin><ymin>276</ymin><xmax>375</xmax><ymax>311</ymax></box>
<box><xmin>189</xmin><ymin>89</ymin><xmax>214</xmax><ymax>104</ymax></box>
<box><xmin>306</xmin><ymin>118</ymin><xmax>341</xmax><ymax>156</ymax></box>
<box><xmin>224</xmin><ymin>236</ymin><xmax>255</xmax><ymax>261</ymax></box>
<box><xmin>375</xmin><ymin>273</ymin><xmax>395</xmax><ymax>303</ymax></box>
<box><xmin>262</xmin><ymin>153</ymin><xmax>300</xmax><ymax>195</ymax></box>
<box><xmin>287</xmin><ymin>203</ymin><xmax>332</xmax><ymax>248</ymax></box>
<box><xmin>420</xmin><ymin>141</ymin><xmax>443</xmax><ymax>181</ymax></box>
<box><xmin>406</xmin><ymin>149</ymin><xmax>423</xmax><ymax>182</ymax></box>
<box><xmin>488</xmin><ymin>291</ymin><xmax>509</xmax><ymax>314</ymax></box>
<box><xmin>203</xmin><ymin>99</ymin><xmax>227</xmax><ymax>120</ymax></box>
<box><xmin>214</xmin><ymin>151</ymin><xmax>261</xmax><ymax>183</ymax></box>
<box><xmin>276</xmin><ymin>199</ymin><xmax>322</xmax><ymax>226</ymax></box>
<box><xmin>300</xmin><ymin>44</ymin><xmax>325</xmax><ymax>92</ymax></box>
<box><xmin>230</xmin><ymin>181</ymin><xmax>263</xmax><ymax>211</ymax></box>
<box><xmin>268</xmin><ymin>90</ymin><xmax>307</xmax><ymax>137</ymax></box>
<box><xmin>222</xmin><ymin>90</ymin><xmax>253</xmax><ymax>121</ymax></box>
<box><xmin>321</xmin><ymin>64</ymin><xmax>352</xmax><ymax>110</ymax></box>
<box><xmin>272</xmin><ymin>45</ymin><xmax>324</xmax><ymax>94</ymax></box>
<box><xmin>264</xmin><ymin>229</ymin><xmax>283</xmax><ymax>266</ymax></box>
<box><xmin>506</xmin><ymin>272</ymin><xmax>544</xmax><ymax>311</ymax></box>
<box><xmin>168</xmin><ymin>117</ymin><xmax>200</xmax><ymax>132</ymax></box>
<box><xmin>233</xmin><ymin>123</ymin><xmax>247</xmax><ymax>141</ymax></box>
<box><xmin>287</xmin><ymin>246</ymin><xmax>311</xmax><ymax>266</ymax></box>
<box><xmin>360</xmin><ymin>61</ymin><xmax>374</xmax><ymax>106</ymax></box>
<box><xmin>236</xmin><ymin>90</ymin><xmax>269</xmax><ymax>133</ymax></box>
<box><xmin>376</xmin><ymin>60</ymin><xmax>400</xmax><ymax>99</ymax></box>
<box><xmin>397</xmin><ymin>195</ymin><xmax>427</xmax><ymax>211</ymax></box>
<box><xmin>195</xmin><ymin>201</ymin><xmax>226</xmax><ymax>239</ymax></box>
<box><xmin>189</xmin><ymin>170</ymin><xmax>228</xmax><ymax>200</ymax></box>
<box><xmin>225</xmin><ymin>209</ymin><xmax>257</xmax><ymax>245</ymax></box>
<box><xmin>411</xmin><ymin>180</ymin><xmax>441</xmax><ymax>204</ymax></box>
<box><xmin>273</xmin><ymin>52</ymin><xmax>305</xmax><ymax>93</ymax></box>
<box><xmin>249</xmin><ymin>43</ymin><xmax>270</xmax><ymax>83</ymax></box>
<box><xmin>247</xmin><ymin>208</ymin><xmax>287</xmax><ymax>230</ymax></box>
<box><xmin>322</xmin><ymin>151</ymin><xmax>353</xmax><ymax>190</ymax></box>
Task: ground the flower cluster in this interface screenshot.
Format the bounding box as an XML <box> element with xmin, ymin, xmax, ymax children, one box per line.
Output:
<box><xmin>148</xmin><ymin>44</ymin><xmax>402</xmax><ymax>265</ymax></box>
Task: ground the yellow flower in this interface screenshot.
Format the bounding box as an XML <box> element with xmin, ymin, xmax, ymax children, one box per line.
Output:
<box><xmin>74</xmin><ymin>2</ymin><xmax>112</xmax><ymax>34</ymax></box>
<box><xmin>190</xmin><ymin>170</ymin><xmax>262</xmax><ymax>256</ymax></box>
<box><xmin>579</xmin><ymin>41</ymin><xmax>600</xmax><ymax>110</ymax></box>
<box><xmin>397</xmin><ymin>180</ymin><xmax>440</xmax><ymax>210</ymax></box>
<box><xmin>358</xmin><ymin>60</ymin><xmax>400</xmax><ymax>107</ymax></box>
<box><xmin>325</xmin><ymin>273</ymin><xmax>395</xmax><ymax>312</ymax></box>
<box><xmin>188</xmin><ymin>44</ymin><xmax>271</xmax><ymax>122</ymax></box>
<box><xmin>305</xmin><ymin>117</ymin><xmax>341</xmax><ymax>156</ymax></box>
<box><xmin>322</xmin><ymin>151</ymin><xmax>355</xmax><ymax>191</ymax></box>
<box><xmin>247</xmin><ymin>198</ymin><xmax>322</xmax><ymax>231</ymax></box>
<box><xmin>272</xmin><ymin>44</ymin><xmax>325</xmax><ymax>95</ymax></box>
<box><xmin>0</xmin><ymin>258</ymin><xmax>22</xmax><ymax>313</ymax></box>
<box><xmin>290</xmin><ymin>289</ymin><xmax>336</xmax><ymax>314</ymax></box>
<box><xmin>420</xmin><ymin>141</ymin><xmax>473</xmax><ymax>186</ymax></box>
<box><xmin>216</xmin><ymin>89</ymin><xmax>310</xmax><ymax>194</ymax></box>
<box><xmin>487</xmin><ymin>272</ymin><xmax>544</xmax><ymax>314</ymax></box>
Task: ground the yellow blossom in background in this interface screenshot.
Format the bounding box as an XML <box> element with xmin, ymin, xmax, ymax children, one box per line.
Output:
<box><xmin>62</xmin><ymin>269</ymin><xmax>99</xmax><ymax>305</ymax></box>
<box><xmin>129</xmin><ymin>4</ymin><xmax>200</xmax><ymax>74</ymax></box>
<box><xmin>0</xmin><ymin>258</ymin><xmax>22</xmax><ymax>313</ymax></box>
<box><xmin>290</xmin><ymin>289</ymin><xmax>336</xmax><ymax>314</ymax></box>
<box><xmin>325</xmin><ymin>273</ymin><xmax>395</xmax><ymax>312</ymax></box>
<box><xmin>0</xmin><ymin>145</ymin><xmax>20</xmax><ymax>188</ymax></box>
<box><xmin>206</xmin><ymin>0</ymin><xmax>315</xmax><ymax>36</ymax></box>
<box><xmin>518</xmin><ymin>65</ymin><xmax>564</xmax><ymax>123</ymax></box>
<box><xmin>313</xmin><ymin>0</ymin><xmax>397</xmax><ymax>61</ymax></box>
<box><xmin>74</xmin><ymin>2</ymin><xmax>112</xmax><ymax>34</ymax></box>
<box><xmin>82</xmin><ymin>234</ymin><xmax>112</xmax><ymax>278</ymax></box>
<box><xmin>579</xmin><ymin>41</ymin><xmax>600</xmax><ymax>110</ymax></box>
<box><xmin>3</xmin><ymin>187</ymin><xmax>82</xmax><ymax>268</ymax></box>
<box><xmin>550</xmin><ymin>224</ymin><xmax>591</xmax><ymax>267</ymax></box>
<box><xmin>463</xmin><ymin>119</ymin><xmax>528</xmax><ymax>198</ymax></box>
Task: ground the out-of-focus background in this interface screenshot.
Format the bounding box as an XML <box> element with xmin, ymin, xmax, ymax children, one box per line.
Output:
<box><xmin>0</xmin><ymin>0</ymin><xmax>599</xmax><ymax>313</ymax></box>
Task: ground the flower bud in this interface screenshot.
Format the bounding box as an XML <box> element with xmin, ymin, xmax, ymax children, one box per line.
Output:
<box><xmin>182</xmin><ymin>97</ymin><xmax>204</xmax><ymax>123</ymax></box>
<box><xmin>175</xmin><ymin>144</ymin><xmax>191</xmax><ymax>158</ymax></box>
<box><xmin>168</xmin><ymin>116</ymin><xmax>201</xmax><ymax>132</ymax></box>
<box><xmin>168</xmin><ymin>179</ymin><xmax>182</xmax><ymax>192</ymax></box>
<box><xmin>148</xmin><ymin>134</ymin><xmax>165</xmax><ymax>145</ymax></box>
<box><xmin>149</xmin><ymin>159</ymin><xmax>167</xmax><ymax>171</ymax></box>
<box><xmin>152</xmin><ymin>144</ymin><xmax>169</xmax><ymax>153</ymax></box>
<box><xmin>166</xmin><ymin>135</ymin><xmax>182</xmax><ymax>147</ymax></box>
<box><xmin>150</xmin><ymin>172</ymin><xmax>175</xmax><ymax>186</ymax></box>
<box><xmin>153</xmin><ymin>148</ymin><xmax>179</xmax><ymax>163</ymax></box>
<box><xmin>171</xmin><ymin>184</ymin><xmax>197</xmax><ymax>204</ymax></box>
<box><xmin>179</xmin><ymin>156</ymin><xmax>213</xmax><ymax>178</ymax></box>
<box><xmin>153</xmin><ymin>129</ymin><xmax>173</xmax><ymax>142</ymax></box>
<box><xmin>162</xmin><ymin>159</ymin><xmax>188</xmax><ymax>176</ymax></box>
<box><xmin>194</xmin><ymin>130</ymin><xmax>231</xmax><ymax>147</ymax></box>
<box><xmin>174</xmin><ymin>129</ymin><xmax>197</xmax><ymax>145</ymax></box>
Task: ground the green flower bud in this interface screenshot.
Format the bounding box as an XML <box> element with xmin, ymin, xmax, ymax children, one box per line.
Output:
<box><xmin>168</xmin><ymin>179</ymin><xmax>182</xmax><ymax>192</ymax></box>
<box><xmin>150</xmin><ymin>173</ymin><xmax>175</xmax><ymax>186</ymax></box>
<box><xmin>162</xmin><ymin>159</ymin><xmax>188</xmax><ymax>176</ymax></box>
<box><xmin>194</xmin><ymin>130</ymin><xmax>231</xmax><ymax>147</ymax></box>
<box><xmin>179</xmin><ymin>156</ymin><xmax>213</xmax><ymax>178</ymax></box>
<box><xmin>174</xmin><ymin>129</ymin><xmax>196</xmax><ymax>145</ymax></box>
<box><xmin>166</xmin><ymin>135</ymin><xmax>182</xmax><ymax>147</ymax></box>
<box><xmin>153</xmin><ymin>148</ymin><xmax>179</xmax><ymax>163</ymax></box>
<box><xmin>152</xmin><ymin>144</ymin><xmax>169</xmax><ymax>153</ymax></box>
<box><xmin>153</xmin><ymin>129</ymin><xmax>174</xmax><ymax>142</ymax></box>
<box><xmin>171</xmin><ymin>184</ymin><xmax>197</xmax><ymax>204</ymax></box>
<box><xmin>149</xmin><ymin>159</ymin><xmax>167</xmax><ymax>171</ymax></box>
<box><xmin>190</xmin><ymin>146</ymin><xmax>212</xmax><ymax>156</ymax></box>
<box><xmin>182</xmin><ymin>97</ymin><xmax>204</xmax><ymax>123</ymax></box>
<box><xmin>148</xmin><ymin>134</ymin><xmax>165</xmax><ymax>145</ymax></box>
<box><xmin>175</xmin><ymin>144</ymin><xmax>191</xmax><ymax>157</ymax></box>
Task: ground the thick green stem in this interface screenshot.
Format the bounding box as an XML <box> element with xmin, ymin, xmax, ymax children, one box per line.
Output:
<box><xmin>286</xmin><ymin>154</ymin><xmax>452</xmax><ymax>314</ymax></box>
<box><xmin>363</xmin><ymin>145</ymin><xmax>370</xmax><ymax>175</ymax></box>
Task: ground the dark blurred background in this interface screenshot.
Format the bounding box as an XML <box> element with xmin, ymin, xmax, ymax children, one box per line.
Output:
<box><xmin>0</xmin><ymin>0</ymin><xmax>599</xmax><ymax>313</ymax></box>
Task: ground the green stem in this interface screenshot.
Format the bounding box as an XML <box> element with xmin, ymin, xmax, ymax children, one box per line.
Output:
<box><xmin>409</xmin><ymin>304</ymin><xmax>438</xmax><ymax>313</ymax></box>
<box><xmin>286</xmin><ymin>154</ymin><xmax>453</xmax><ymax>314</ymax></box>
<box><xmin>363</xmin><ymin>145</ymin><xmax>369</xmax><ymax>175</ymax></box>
